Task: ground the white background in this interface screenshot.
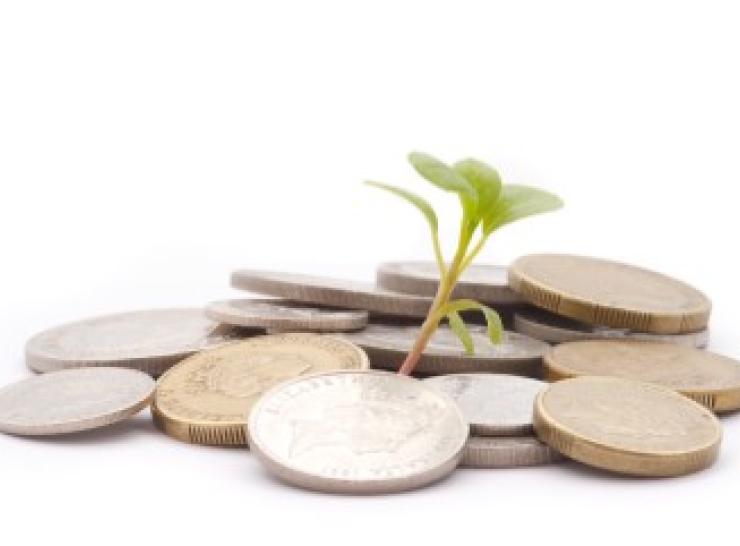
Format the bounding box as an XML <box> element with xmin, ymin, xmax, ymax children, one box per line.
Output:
<box><xmin>1</xmin><ymin>1</ymin><xmax>739</xmax><ymax>544</ymax></box>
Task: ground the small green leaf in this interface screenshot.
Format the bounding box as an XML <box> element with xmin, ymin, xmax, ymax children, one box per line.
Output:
<box><xmin>407</xmin><ymin>152</ymin><xmax>478</xmax><ymax>218</ymax></box>
<box><xmin>365</xmin><ymin>181</ymin><xmax>439</xmax><ymax>232</ymax></box>
<box><xmin>484</xmin><ymin>184</ymin><xmax>563</xmax><ymax>235</ymax></box>
<box><xmin>454</xmin><ymin>158</ymin><xmax>502</xmax><ymax>222</ymax></box>
<box><xmin>435</xmin><ymin>299</ymin><xmax>503</xmax><ymax>345</ymax></box>
<box><xmin>446</xmin><ymin>311</ymin><xmax>474</xmax><ymax>355</ymax></box>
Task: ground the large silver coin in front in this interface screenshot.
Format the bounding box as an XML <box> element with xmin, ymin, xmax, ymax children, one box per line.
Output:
<box><xmin>26</xmin><ymin>308</ymin><xmax>247</xmax><ymax>376</ymax></box>
<box><xmin>423</xmin><ymin>374</ymin><xmax>547</xmax><ymax>436</ymax></box>
<box><xmin>0</xmin><ymin>367</ymin><xmax>154</xmax><ymax>435</ymax></box>
<box><xmin>247</xmin><ymin>370</ymin><xmax>469</xmax><ymax>494</ymax></box>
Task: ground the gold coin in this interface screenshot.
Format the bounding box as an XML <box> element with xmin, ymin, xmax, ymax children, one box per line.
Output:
<box><xmin>508</xmin><ymin>254</ymin><xmax>711</xmax><ymax>334</ymax></box>
<box><xmin>544</xmin><ymin>340</ymin><xmax>740</xmax><ymax>413</ymax></box>
<box><xmin>534</xmin><ymin>376</ymin><xmax>722</xmax><ymax>477</ymax></box>
<box><xmin>152</xmin><ymin>333</ymin><xmax>369</xmax><ymax>446</ymax></box>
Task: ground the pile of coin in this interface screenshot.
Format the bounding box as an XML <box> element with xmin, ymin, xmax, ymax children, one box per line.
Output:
<box><xmin>1</xmin><ymin>253</ymin><xmax>738</xmax><ymax>494</ymax></box>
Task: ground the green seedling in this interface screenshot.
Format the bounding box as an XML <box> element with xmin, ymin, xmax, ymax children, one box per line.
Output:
<box><xmin>367</xmin><ymin>152</ymin><xmax>563</xmax><ymax>375</ymax></box>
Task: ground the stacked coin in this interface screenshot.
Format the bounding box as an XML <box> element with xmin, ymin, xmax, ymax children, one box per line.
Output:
<box><xmin>423</xmin><ymin>374</ymin><xmax>560</xmax><ymax>468</ymax></box>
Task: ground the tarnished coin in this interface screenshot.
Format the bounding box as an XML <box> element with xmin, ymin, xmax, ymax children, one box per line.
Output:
<box><xmin>544</xmin><ymin>340</ymin><xmax>740</xmax><ymax>412</ymax></box>
<box><xmin>247</xmin><ymin>370</ymin><xmax>469</xmax><ymax>494</ymax></box>
<box><xmin>26</xmin><ymin>308</ymin><xmax>249</xmax><ymax>376</ymax></box>
<box><xmin>514</xmin><ymin>308</ymin><xmax>709</xmax><ymax>348</ymax></box>
<box><xmin>341</xmin><ymin>324</ymin><xmax>549</xmax><ymax>376</ymax></box>
<box><xmin>509</xmin><ymin>254</ymin><xmax>711</xmax><ymax>334</ymax></box>
<box><xmin>205</xmin><ymin>298</ymin><xmax>368</xmax><ymax>332</ymax></box>
<box><xmin>152</xmin><ymin>333</ymin><xmax>369</xmax><ymax>446</ymax></box>
<box><xmin>423</xmin><ymin>374</ymin><xmax>546</xmax><ymax>435</ymax></box>
<box><xmin>534</xmin><ymin>376</ymin><xmax>722</xmax><ymax>477</ymax></box>
<box><xmin>0</xmin><ymin>367</ymin><xmax>154</xmax><ymax>435</ymax></box>
<box><xmin>462</xmin><ymin>436</ymin><xmax>561</xmax><ymax>468</ymax></box>
<box><xmin>231</xmin><ymin>270</ymin><xmax>433</xmax><ymax>317</ymax></box>
<box><xmin>377</xmin><ymin>261</ymin><xmax>525</xmax><ymax>305</ymax></box>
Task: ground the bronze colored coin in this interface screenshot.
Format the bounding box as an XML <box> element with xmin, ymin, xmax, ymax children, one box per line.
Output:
<box><xmin>514</xmin><ymin>308</ymin><xmax>709</xmax><ymax>348</ymax></box>
<box><xmin>231</xmin><ymin>270</ymin><xmax>433</xmax><ymax>318</ymax></box>
<box><xmin>534</xmin><ymin>376</ymin><xmax>722</xmax><ymax>477</ymax></box>
<box><xmin>544</xmin><ymin>340</ymin><xmax>740</xmax><ymax>413</ymax></box>
<box><xmin>462</xmin><ymin>436</ymin><xmax>561</xmax><ymax>468</ymax></box>
<box><xmin>152</xmin><ymin>333</ymin><xmax>369</xmax><ymax>446</ymax></box>
<box><xmin>205</xmin><ymin>299</ymin><xmax>368</xmax><ymax>332</ymax></box>
<box><xmin>377</xmin><ymin>261</ymin><xmax>524</xmax><ymax>305</ymax></box>
<box><xmin>508</xmin><ymin>254</ymin><xmax>711</xmax><ymax>334</ymax></box>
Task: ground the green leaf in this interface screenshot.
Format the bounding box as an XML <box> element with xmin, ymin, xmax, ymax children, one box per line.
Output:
<box><xmin>483</xmin><ymin>184</ymin><xmax>563</xmax><ymax>235</ymax></box>
<box><xmin>365</xmin><ymin>181</ymin><xmax>439</xmax><ymax>233</ymax></box>
<box><xmin>453</xmin><ymin>158</ymin><xmax>502</xmax><ymax>222</ymax></box>
<box><xmin>435</xmin><ymin>299</ymin><xmax>503</xmax><ymax>345</ymax></box>
<box><xmin>407</xmin><ymin>152</ymin><xmax>479</xmax><ymax>220</ymax></box>
<box><xmin>446</xmin><ymin>311</ymin><xmax>474</xmax><ymax>355</ymax></box>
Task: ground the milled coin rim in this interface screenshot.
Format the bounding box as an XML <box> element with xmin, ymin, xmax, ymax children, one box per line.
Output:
<box><xmin>533</xmin><ymin>376</ymin><xmax>722</xmax><ymax>477</ymax></box>
<box><xmin>152</xmin><ymin>333</ymin><xmax>370</xmax><ymax>446</ymax></box>
<box><xmin>461</xmin><ymin>435</ymin><xmax>562</xmax><ymax>468</ymax></box>
<box><xmin>246</xmin><ymin>369</ymin><xmax>470</xmax><ymax>494</ymax></box>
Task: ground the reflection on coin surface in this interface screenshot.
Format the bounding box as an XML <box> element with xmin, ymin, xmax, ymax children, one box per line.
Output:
<box><xmin>247</xmin><ymin>370</ymin><xmax>469</xmax><ymax>494</ymax></box>
<box><xmin>377</xmin><ymin>261</ymin><xmax>524</xmax><ymax>305</ymax></box>
<box><xmin>0</xmin><ymin>367</ymin><xmax>154</xmax><ymax>435</ymax></box>
<box><xmin>423</xmin><ymin>374</ymin><xmax>546</xmax><ymax>435</ymax></box>
<box><xmin>26</xmin><ymin>308</ymin><xmax>249</xmax><ymax>376</ymax></box>
<box><xmin>462</xmin><ymin>436</ymin><xmax>561</xmax><ymax>468</ymax></box>
<box><xmin>544</xmin><ymin>340</ymin><xmax>740</xmax><ymax>412</ymax></box>
<box><xmin>514</xmin><ymin>309</ymin><xmax>709</xmax><ymax>348</ymax></box>
<box><xmin>508</xmin><ymin>254</ymin><xmax>711</xmax><ymax>334</ymax></box>
<box><xmin>153</xmin><ymin>333</ymin><xmax>369</xmax><ymax>446</ymax></box>
<box><xmin>231</xmin><ymin>270</ymin><xmax>433</xmax><ymax>317</ymax></box>
<box><xmin>341</xmin><ymin>324</ymin><xmax>549</xmax><ymax>376</ymax></box>
<box><xmin>205</xmin><ymin>298</ymin><xmax>368</xmax><ymax>332</ymax></box>
<box><xmin>534</xmin><ymin>376</ymin><xmax>722</xmax><ymax>477</ymax></box>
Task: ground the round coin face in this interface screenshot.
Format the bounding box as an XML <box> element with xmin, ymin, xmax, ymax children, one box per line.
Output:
<box><xmin>514</xmin><ymin>309</ymin><xmax>709</xmax><ymax>348</ymax></box>
<box><xmin>0</xmin><ymin>367</ymin><xmax>154</xmax><ymax>435</ymax></box>
<box><xmin>377</xmin><ymin>261</ymin><xmax>524</xmax><ymax>305</ymax></box>
<box><xmin>153</xmin><ymin>333</ymin><xmax>369</xmax><ymax>446</ymax></box>
<box><xmin>247</xmin><ymin>370</ymin><xmax>469</xmax><ymax>494</ymax></box>
<box><xmin>508</xmin><ymin>254</ymin><xmax>711</xmax><ymax>334</ymax></box>
<box><xmin>231</xmin><ymin>270</ymin><xmax>433</xmax><ymax>317</ymax></box>
<box><xmin>544</xmin><ymin>340</ymin><xmax>740</xmax><ymax>412</ymax></box>
<box><xmin>534</xmin><ymin>376</ymin><xmax>722</xmax><ymax>477</ymax></box>
<box><xmin>423</xmin><ymin>374</ymin><xmax>546</xmax><ymax>435</ymax></box>
<box><xmin>26</xmin><ymin>308</ymin><xmax>249</xmax><ymax>376</ymax></box>
<box><xmin>462</xmin><ymin>436</ymin><xmax>561</xmax><ymax>468</ymax></box>
<box><xmin>205</xmin><ymin>298</ymin><xmax>368</xmax><ymax>332</ymax></box>
<box><xmin>341</xmin><ymin>324</ymin><xmax>549</xmax><ymax>376</ymax></box>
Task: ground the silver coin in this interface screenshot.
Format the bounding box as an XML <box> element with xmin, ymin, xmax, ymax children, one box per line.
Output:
<box><xmin>423</xmin><ymin>374</ymin><xmax>546</xmax><ymax>436</ymax></box>
<box><xmin>0</xmin><ymin>367</ymin><xmax>154</xmax><ymax>435</ymax></box>
<box><xmin>462</xmin><ymin>436</ymin><xmax>562</xmax><ymax>468</ymax></box>
<box><xmin>377</xmin><ymin>261</ymin><xmax>525</xmax><ymax>305</ymax></box>
<box><xmin>26</xmin><ymin>308</ymin><xmax>250</xmax><ymax>376</ymax></box>
<box><xmin>514</xmin><ymin>308</ymin><xmax>709</xmax><ymax>348</ymax></box>
<box><xmin>247</xmin><ymin>370</ymin><xmax>469</xmax><ymax>494</ymax></box>
<box><xmin>340</xmin><ymin>324</ymin><xmax>549</xmax><ymax>376</ymax></box>
<box><xmin>205</xmin><ymin>298</ymin><xmax>368</xmax><ymax>332</ymax></box>
<box><xmin>231</xmin><ymin>270</ymin><xmax>433</xmax><ymax>317</ymax></box>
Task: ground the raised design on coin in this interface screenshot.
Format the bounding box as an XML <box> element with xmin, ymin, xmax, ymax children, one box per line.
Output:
<box><xmin>462</xmin><ymin>436</ymin><xmax>561</xmax><ymax>468</ymax></box>
<box><xmin>247</xmin><ymin>370</ymin><xmax>469</xmax><ymax>494</ymax></box>
<box><xmin>0</xmin><ymin>367</ymin><xmax>154</xmax><ymax>435</ymax></box>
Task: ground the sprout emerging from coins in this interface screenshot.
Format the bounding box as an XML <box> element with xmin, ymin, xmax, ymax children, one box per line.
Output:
<box><xmin>367</xmin><ymin>152</ymin><xmax>563</xmax><ymax>375</ymax></box>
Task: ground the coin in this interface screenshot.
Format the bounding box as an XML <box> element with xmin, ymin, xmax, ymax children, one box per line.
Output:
<box><xmin>0</xmin><ymin>367</ymin><xmax>154</xmax><ymax>435</ymax></box>
<box><xmin>205</xmin><ymin>298</ymin><xmax>368</xmax><ymax>332</ymax></box>
<box><xmin>423</xmin><ymin>374</ymin><xmax>546</xmax><ymax>435</ymax></box>
<box><xmin>533</xmin><ymin>376</ymin><xmax>722</xmax><ymax>477</ymax></box>
<box><xmin>508</xmin><ymin>254</ymin><xmax>711</xmax><ymax>334</ymax></box>
<box><xmin>514</xmin><ymin>308</ymin><xmax>709</xmax><ymax>348</ymax></box>
<box><xmin>26</xmin><ymin>308</ymin><xmax>250</xmax><ymax>376</ymax></box>
<box><xmin>377</xmin><ymin>261</ymin><xmax>525</xmax><ymax>305</ymax></box>
<box><xmin>462</xmin><ymin>436</ymin><xmax>561</xmax><ymax>468</ymax></box>
<box><xmin>340</xmin><ymin>324</ymin><xmax>549</xmax><ymax>376</ymax></box>
<box><xmin>544</xmin><ymin>340</ymin><xmax>740</xmax><ymax>412</ymax></box>
<box><xmin>247</xmin><ymin>370</ymin><xmax>469</xmax><ymax>494</ymax></box>
<box><xmin>152</xmin><ymin>333</ymin><xmax>369</xmax><ymax>446</ymax></box>
<box><xmin>231</xmin><ymin>270</ymin><xmax>433</xmax><ymax>317</ymax></box>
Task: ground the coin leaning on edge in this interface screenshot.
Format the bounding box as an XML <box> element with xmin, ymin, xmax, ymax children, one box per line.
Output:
<box><xmin>247</xmin><ymin>370</ymin><xmax>470</xmax><ymax>494</ymax></box>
